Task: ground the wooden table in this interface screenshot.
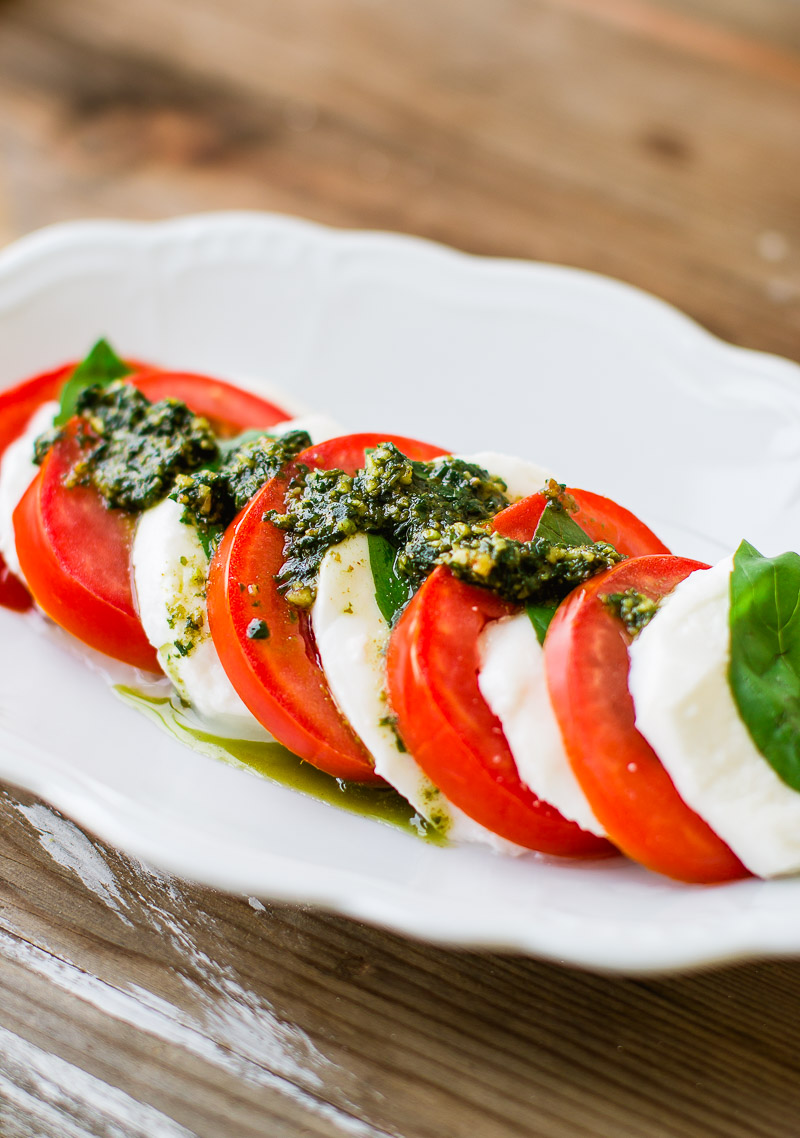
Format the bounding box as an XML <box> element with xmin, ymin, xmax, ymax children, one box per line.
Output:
<box><xmin>1</xmin><ymin>1</ymin><xmax>799</xmax><ymax>1134</ymax></box>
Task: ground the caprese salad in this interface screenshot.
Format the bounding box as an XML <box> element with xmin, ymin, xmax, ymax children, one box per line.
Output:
<box><xmin>2</xmin><ymin>340</ymin><xmax>799</xmax><ymax>885</ymax></box>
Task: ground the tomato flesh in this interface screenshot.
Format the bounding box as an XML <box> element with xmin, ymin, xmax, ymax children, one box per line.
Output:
<box><xmin>493</xmin><ymin>488</ymin><xmax>671</xmax><ymax>557</ymax></box>
<box><xmin>207</xmin><ymin>433</ymin><xmax>447</xmax><ymax>782</ymax></box>
<box><xmin>544</xmin><ymin>556</ymin><xmax>749</xmax><ymax>883</ymax></box>
<box><xmin>0</xmin><ymin>363</ymin><xmax>74</xmax><ymax>611</ymax></box>
<box><xmin>387</xmin><ymin>566</ymin><xmax>613</xmax><ymax>853</ymax></box>
<box><xmin>14</xmin><ymin>421</ymin><xmax>159</xmax><ymax>670</ymax></box>
<box><xmin>131</xmin><ymin>371</ymin><xmax>289</xmax><ymax>437</ymax></box>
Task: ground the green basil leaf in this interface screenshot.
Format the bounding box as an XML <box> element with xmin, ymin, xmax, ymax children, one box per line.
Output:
<box><xmin>533</xmin><ymin>500</ymin><xmax>593</xmax><ymax>547</ymax></box>
<box><xmin>54</xmin><ymin>338</ymin><xmax>133</xmax><ymax>426</ymax></box>
<box><xmin>526</xmin><ymin>602</ymin><xmax>558</xmax><ymax>646</ymax></box>
<box><xmin>368</xmin><ymin>533</ymin><xmax>411</xmax><ymax>626</ymax></box>
<box><xmin>729</xmin><ymin>539</ymin><xmax>800</xmax><ymax>792</ymax></box>
<box><xmin>195</xmin><ymin>523</ymin><xmax>224</xmax><ymax>561</ymax></box>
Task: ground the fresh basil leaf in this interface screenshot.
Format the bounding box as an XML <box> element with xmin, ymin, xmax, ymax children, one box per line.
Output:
<box><xmin>196</xmin><ymin>523</ymin><xmax>224</xmax><ymax>561</ymax></box>
<box><xmin>526</xmin><ymin>602</ymin><xmax>558</xmax><ymax>646</ymax></box>
<box><xmin>54</xmin><ymin>338</ymin><xmax>133</xmax><ymax>426</ymax></box>
<box><xmin>368</xmin><ymin>534</ymin><xmax>411</xmax><ymax>626</ymax></box>
<box><xmin>533</xmin><ymin>500</ymin><xmax>593</xmax><ymax>547</ymax></box>
<box><xmin>729</xmin><ymin>539</ymin><xmax>800</xmax><ymax>792</ymax></box>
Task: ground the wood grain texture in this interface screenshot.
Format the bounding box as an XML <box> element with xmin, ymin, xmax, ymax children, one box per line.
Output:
<box><xmin>1</xmin><ymin>0</ymin><xmax>800</xmax><ymax>1134</ymax></box>
<box><xmin>0</xmin><ymin>0</ymin><xmax>798</xmax><ymax>358</ymax></box>
<box><xmin>0</xmin><ymin>789</ymin><xmax>800</xmax><ymax>1138</ymax></box>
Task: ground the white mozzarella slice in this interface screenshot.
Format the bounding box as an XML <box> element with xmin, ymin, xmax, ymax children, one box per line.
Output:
<box><xmin>477</xmin><ymin>613</ymin><xmax>606</xmax><ymax>836</ymax></box>
<box><xmin>312</xmin><ymin>533</ymin><xmax>525</xmax><ymax>853</ymax></box>
<box><xmin>269</xmin><ymin>413</ymin><xmax>343</xmax><ymax>444</ymax></box>
<box><xmin>454</xmin><ymin>451</ymin><xmax>553</xmax><ymax>503</ymax></box>
<box><xmin>0</xmin><ymin>400</ymin><xmax>59</xmax><ymax>580</ymax></box>
<box><xmin>628</xmin><ymin>556</ymin><xmax>800</xmax><ymax>878</ymax></box>
<box><xmin>132</xmin><ymin>497</ymin><xmax>271</xmax><ymax>741</ymax></box>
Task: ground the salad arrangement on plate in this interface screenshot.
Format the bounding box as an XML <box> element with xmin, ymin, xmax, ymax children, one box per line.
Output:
<box><xmin>2</xmin><ymin>339</ymin><xmax>798</xmax><ymax>886</ymax></box>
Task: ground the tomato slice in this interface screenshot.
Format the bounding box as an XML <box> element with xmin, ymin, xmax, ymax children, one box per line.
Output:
<box><xmin>207</xmin><ymin>433</ymin><xmax>447</xmax><ymax>782</ymax></box>
<box><xmin>131</xmin><ymin>371</ymin><xmax>289</xmax><ymax>437</ymax></box>
<box><xmin>387</xmin><ymin>566</ymin><xmax>612</xmax><ymax>853</ymax></box>
<box><xmin>0</xmin><ymin>363</ymin><xmax>72</xmax><ymax>458</ymax></box>
<box><xmin>14</xmin><ymin>420</ymin><xmax>159</xmax><ymax>670</ymax></box>
<box><xmin>493</xmin><ymin>488</ymin><xmax>671</xmax><ymax>557</ymax></box>
<box><xmin>384</xmin><ymin>486</ymin><xmax>670</xmax><ymax>853</ymax></box>
<box><xmin>544</xmin><ymin>556</ymin><xmax>749</xmax><ymax>883</ymax></box>
<box><xmin>10</xmin><ymin>368</ymin><xmax>290</xmax><ymax>666</ymax></box>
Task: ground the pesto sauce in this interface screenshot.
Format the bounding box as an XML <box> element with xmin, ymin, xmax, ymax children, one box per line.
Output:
<box><xmin>271</xmin><ymin>442</ymin><xmax>509</xmax><ymax>604</ymax></box>
<box><xmin>602</xmin><ymin>588</ymin><xmax>660</xmax><ymax>636</ymax></box>
<box><xmin>36</xmin><ymin>381</ymin><xmax>219</xmax><ymax>512</ymax></box>
<box><xmin>115</xmin><ymin>685</ymin><xmax>445</xmax><ymax>841</ymax></box>
<box><xmin>172</xmin><ymin>429</ymin><xmax>312</xmax><ymax>529</ymax></box>
<box><xmin>271</xmin><ymin>442</ymin><xmax>622</xmax><ymax>608</ymax></box>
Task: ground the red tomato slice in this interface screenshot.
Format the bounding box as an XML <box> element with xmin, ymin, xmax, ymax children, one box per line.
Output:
<box><xmin>14</xmin><ymin>420</ymin><xmax>159</xmax><ymax>671</ymax></box>
<box><xmin>384</xmin><ymin>486</ymin><xmax>670</xmax><ymax>853</ymax></box>
<box><xmin>387</xmin><ymin>566</ymin><xmax>612</xmax><ymax>854</ymax></box>
<box><xmin>131</xmin><ymin>371</ymin><xmax>289</xmax><ymax>437</ymax></box>
<box><xmin>544</xmin><ymin>556</ymin><xmax>749</xmax><ymax>883</ymax></box>
<box><xmin>207</xmin><ymin>433</ymin><xmax>447</xmax><ymax>783</ymax></box>
<box><xmin>0</xmin><ymin>363</ymin><xmax>74</xmax><ymax>611</ymax></box>
<box><xmin>10</xmin><ymin>368</ymin><xmax>289</xmax><ymax>667</ymax></box>
<box><xmin>493</xmin><ymin>488</ymin><xmax>671</xmax><ymax>557</ymax></box>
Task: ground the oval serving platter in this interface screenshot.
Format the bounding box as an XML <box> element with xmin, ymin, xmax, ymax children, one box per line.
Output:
<box><xmin>2</xmin><ymin>212</ymin><xmax>800</xmax><ymax>975</ymax></box>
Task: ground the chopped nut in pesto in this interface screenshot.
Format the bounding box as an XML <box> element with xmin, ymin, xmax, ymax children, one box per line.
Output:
<box><xmin>35</xmin><ymin>381</ymin><xmax>219</xmax><ymax>512</ymax></box>
<box><xmin>270</xmin><ymin>442</ymin><xmax>623</xmax><ymax>611</ymax></box>
<box><xmin>602</xmin><ymin>588</ymin><xmax>660</xmax><ymax>636</ymax></box>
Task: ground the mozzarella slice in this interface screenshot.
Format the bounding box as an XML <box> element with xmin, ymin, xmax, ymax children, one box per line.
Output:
<box><xmin>451</xmin><ymin>451</ymin><xmax>552</xmax><ymax>503</ymax></box>
<box><xmin>132</xmin><ymin>496</ymin><xmax>272</xmax><ymax>740</ymax></box>
<box><xmin>269</xmin><ymin>412</ymin><xmax>343</xmax><ymax>444</ymax></box>
<box><xmin>312</xmin><ymin>533</ymin><xmax>525</xmax><ymax>853</ymax></box>
<box><xmin>0</xmin><ymin>400</ymin><xmax>59</xmax><ymax>580</ymax></box>
<box><xmin>131</xmin><ymin>415</ymin><xmax>342</xmax><ymax>738</ymax></box>
<box><xmin>628</xmin><ymin>556</ymin><xmax>800</xmax><ymax>877</ymax></box>
<box><xmin>477</xmin><ymin>613</ymin><xmax>606</xmax><ymax>836</ymax></box>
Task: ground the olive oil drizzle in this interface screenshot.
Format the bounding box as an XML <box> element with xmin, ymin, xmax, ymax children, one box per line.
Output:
<box><xmin>114</xmin><ymin>685</ymin><xmax>445</xmax><ymax>842</ymax></box>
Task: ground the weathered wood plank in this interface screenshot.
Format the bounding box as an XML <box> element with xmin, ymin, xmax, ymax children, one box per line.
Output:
<box><xmin>0</xmin><ymin>789</ymin><xmax>799</xmax><ymax>1136</ymax></box>
<box><xmin>0</xmin><ymin>0</ymin><xmax>798</xmax><ymax>358</ymax></box>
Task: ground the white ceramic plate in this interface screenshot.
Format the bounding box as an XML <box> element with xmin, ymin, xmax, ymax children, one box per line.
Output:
<box><xmin>2</xmin><ymin>212</ymin><xmax>800</xmax><ymax>975</ymax></box>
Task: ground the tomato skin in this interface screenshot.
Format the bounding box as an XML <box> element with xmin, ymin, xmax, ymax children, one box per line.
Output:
<box><xmin>207</xmin><ymin>433</ymin><xmax>447</xmax><ymax>783</ymax></box>
<box><xmin>0</xmin><ymin>363</ymin><xmax>72</xmax><ymax>458</ymax></box>
<box><xmin>387</xmin><ymin>565</ymin><xmax>613</xmax><ymax>854</ymax></box>
<box><xmin>14</xmin><ymin>421</ymin><xmax>159</xmax><ymax>671</ymax></box>
<box><xmin>493</xmin><ymin>489</ymin><xmax>671</xmax><ymax>557</ymax></box>
<box><xmin>131</xmin><ymin>371</ymin><xmax>288</xmax><ymax>437</ymax></box>
<box><xmin>0</xmin><ymin>364</ymin><xmax>75</xmax><ymax>610</ymax></box>
<box><xmin>544</xmin><ymin>556</ymin><xmax>749</xmax><ymax>883</ymax></box>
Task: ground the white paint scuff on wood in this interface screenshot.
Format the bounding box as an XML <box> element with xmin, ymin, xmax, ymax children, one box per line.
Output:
<box><xmin>2</xmin><ymin>797</ymin><xmax>395</xmax><ymax>1138</ymax></box>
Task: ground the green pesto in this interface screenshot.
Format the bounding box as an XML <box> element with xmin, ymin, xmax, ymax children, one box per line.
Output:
<box><xmin>246</xmin><ymin>618</ymin><xmax>270</xmax><ymax>640</ymax></box>
<box><xmin>114</xmin><ymin>685</ymin><xmax>446</xmax><ymax>841</ymax></box>
<box><xmin>270</xmin><ymin>442</ymin><xmax>509</xmax><ymax>604</ymax></box>
<box><xmin>171</xmin><ymin>430</ymin><xmax>311</xmax><ymax>529</ymax></box>
<box><xmin>36</xmin><ymin>381</ymin><xmax>219</xmax><ymax>512</ymax></box>
<box><xmin>602</xmin><ymin>588</ymin><xmax>660</xmax><ymax>637</ymax></box>
<box><xmin>271</xmin><ymin>442</ymin><xmax>622</xmax><ymax>608</ymax></box>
